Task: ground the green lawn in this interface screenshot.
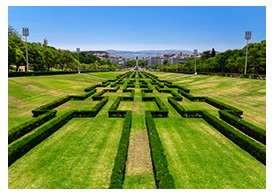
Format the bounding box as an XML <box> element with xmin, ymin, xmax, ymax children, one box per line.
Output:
<box><xmin>151</xmin><ymin>72</ymin><xmax>266</xmax><ymax>129</ymax></box>
<box><xmin>8</xmin><ymin>71</ymin><xmax>266</xmax><ymax>189</ymax></box>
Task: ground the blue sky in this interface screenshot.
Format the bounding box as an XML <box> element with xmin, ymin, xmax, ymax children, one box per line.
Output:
<box><xmin>8</xmin><ymin>6</ymin><xmax>266</xmax><ymax>52</ymax></box>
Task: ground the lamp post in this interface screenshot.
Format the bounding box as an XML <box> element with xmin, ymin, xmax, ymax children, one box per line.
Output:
<box><xmin>76</xmin><ymin>48</ymin><xmax>80</xmax><ymax>74</ymax></box>
<box><xmin>23</xmin><ymin>27</ymin><xmax>29</xmax><ymax>71</ymax></box>
<box><xmin>244</xmin><ymin>31</ymin><xmax>251</xmax><ymax>75</ymax></box>
<box><xmin>194</xmin><ymin>49</ymin><xmax>197</xmax><ymax>75</ymax></box>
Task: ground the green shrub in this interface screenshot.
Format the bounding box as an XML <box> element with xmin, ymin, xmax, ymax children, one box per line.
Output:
<box><xmin>145</xmin><ymin>111</ymin><xmax>175</xmax><ymax>189</ymax></box>
<box><xmin>32</xmin><ymin>96</ymin><xmax>71</xmax><ymax>117</ymax></box>
<box><xmin>92</xmin><ymin>90</ymin><xmax>106</xmax><ymax>100</ymax></box>
<box><xmin>171</xmin><ymin>90</ymin><xmax>182</xmax><ymax>101</ymax></box>
<box><xmin>70</xmin><ymin>89</ymin><xmax>96</xmax><ymax>100</ymax></box>
<box><xmin>9</xmin><ymin>111</ymin><xmax>75</xmax><ymax>166</ymax></box>
<box><xmin>205</xmin><ymin>97</ymin><xmax>243</xmax><ymax>116</ymax></box>
<box><xmin>109</xmin><ymin>111</ymin><xmax>132</xmax><ymax>189</ymax></box>
<box><xmin>202</xmin><ymin>111</ymin><xmax>265</xmax><ymax>165</ymax></box>
<box><xmin>219</xmin><ymin>110</ymin><xmax>266</xmax><ymax>144</ymax></box>
<box><xmin>8</xmin><ymin>110</ymin><xmax>57</xmax><ymax>144</ymax></box>
<box><xmin>178</xmin><ymin>89</ymin><xmax>205</xmax><ymax>101</ymax></box>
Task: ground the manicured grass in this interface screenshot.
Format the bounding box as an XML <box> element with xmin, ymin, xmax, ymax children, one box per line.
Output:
<box><xmin>9</xmin><ymin>102</ymin><xmax>124</xmax><ymax>188</ymax></box>
<box><xmin>8</xmin><ymin>71</ymin><xmax>266</xmax><ymax>189</ymax></box>
<box><xmin>152</xmin><ymin>72</ymin><xmax>266</xmax><ymax>129</ymax></box>
<box><xmin>119</xmin><ymin>89</ymin><xmax>157</xmax><ymax>189</ymax></box>
<box><xmin>154</xmin><ymin>116</ymin><xmax>266</xmax><ymax>188</ymax></box>
<box><xmin>8</xmin><ymin>71</ymin><xmax>125</xmax><ymax>129</ymax></box>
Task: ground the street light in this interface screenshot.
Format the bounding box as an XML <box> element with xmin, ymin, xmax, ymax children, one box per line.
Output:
<box><xmin>244</xmin><ymin>31</ymin><xmax>252</xmax><ymax>75</ymax></box>
<box><xmin>194</xmin><ymin>49</ymin><xmax>197</xmax><ymax>75</ymax></box>
<box><xmin>76</xmin><ymin>48</ymin><xmax>80</xmax><ymax>74</ymax></box>
<box><xmin>23</xmin><ymin>27</ymin><xmax>29</xmax><ymax>71</ymax></box>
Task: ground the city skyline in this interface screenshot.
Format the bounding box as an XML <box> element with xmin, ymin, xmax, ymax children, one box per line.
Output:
<box><xmin>8</xmin><ymin>6</ymin><xmax>266</xmax><ymax>52</ymax></box>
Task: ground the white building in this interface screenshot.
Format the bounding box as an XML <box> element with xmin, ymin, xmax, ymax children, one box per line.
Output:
<box><xmin>147</xmin><ymin>57</ymin><xmax>164</xmax><ymax>66</ymax></box>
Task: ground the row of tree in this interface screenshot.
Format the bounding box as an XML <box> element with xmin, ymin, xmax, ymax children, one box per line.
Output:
<box><xmin>8</xmin><ymin>26</ymin><xmax>120</xmax><ymax>72</ymax></box>
<box><xmin>153</xmin><ymin>41</ymin><xmax>266</xmax><ymax>74</ymax></box>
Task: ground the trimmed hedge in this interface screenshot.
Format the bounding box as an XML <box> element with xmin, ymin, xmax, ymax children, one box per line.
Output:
<box><xmin>202</xmin><ymin>111</ymin><xmax>266</xmax><ymax>165</ymax></box>
<box><xmin>109</xmin><ymin>111</ymin><xmax>132</xmax><ymax>188</ymax></box>
<box><xmin>9</xmin><ymin>97</ymin><xmax>109</xmax><ymax>166</ymax></box>
<box><xmin>9</xmin><ymin>110</ymin><xmax>75</xmax><ymax>166</ymax></box>
<box><xmin>141</xmin><ymin>90</ymin><xmax>155</xmax><ymax>101</ymax></box>
<box><xmin>70</xmin><ymin>89</ymin><xmax>96</xmax><ymax>100</ymax></box>
<box><xmin>103</xmin><ymin>85</ymin><xmax>120</xmax><ymax>92</ymax></box>
<box><xmin>205</xmin><ymin>97</ymin><xmax>243</xmax><ymax>116</ymax></box>
<box><xmin>92</xmin><ymin>90</ymin><xmax>106</xmax><ymax>100</ymax></box>
<box><xmin>178</xmin><ymin>89</ymin><xmax>205</xmax><ymax>102</ymax></box>
<box><xmin>171</xmin><ymin>90</ymin><xmax>183</xmax><ymax>101</ymax></box>
<box><xmin>8</xmin><ymin>110</ymin><xmax>57</xmax><ymax>144</ymax></box>
<box><xmin>32</xmin><ymin>96</ymin><xmax>71</xmax><ymax>117</ymax></box>
<box><xmin>145</xmin><ymin>111</ymin><xmax>175</xmax><ymax>189</ymax></box>
<box><xmin>168</xmin><ymin>97</ymin><xmax>202</xmax><ymax>118</ymax></box>
<box><xmin>219</xmin><ymin>110</ymin><xmax>266</xmax><ymax>144</ymax></box>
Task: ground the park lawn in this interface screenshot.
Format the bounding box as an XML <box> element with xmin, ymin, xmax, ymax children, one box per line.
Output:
<box><xmin>8</xmin><ymin>98</ymin><xmax>124</xmax><ymax>189</ymax></box>
<box><xmin>154</xmin><ymin>116</ymin><xmax>266</xmax><ymax>188</ymax></box>
<box><xmin>8</xmin><ymin>71</ymin><xmax>124</xmax><ymax>130</ymax></box>
<box><xmin>119</xmin><ymin>88</ymin><xmax>157</xmax><ymax>189</ymax></box>
<box><xmin>152</xmin><ymin>72</ymin><xmax>266</xmax><ymax>129</ymax></box>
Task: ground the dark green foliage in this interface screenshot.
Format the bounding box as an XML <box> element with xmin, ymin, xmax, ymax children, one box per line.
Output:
<box><xmin>178</xmin><ymin>89</ymin><xmax>205</xmax><ymax>101</ymax></box>
<box><xmin>219</xmin><ymin>110</ymin><xmax>266</xmax><ymax>144</ymax></box>
<box><xmin>156</xmin><ymin>86</ymin><xmax>171</xmax><ymax>93</ymax></box>
<box><xmin>70</xmin><ymin>89</ymin><xmax>96</xmax><ymax>100</ymax></box>
<box><xmin>205</xmin><ymin>97</ymin><xmax>243</xmax><ymax>116</ymax></box>
<box><xmin>92</xmin><ymin>91</ymin><xmax>106</xmax><ymax>100</ymax></box>
<box><xmin>141</xmin><ymin>90</ymin><xmax>155</xmax><ymax>101</ymax></box>
<box><xmin>171</xmin><ymin>90</ymin><xmax>182</xmax><ymax>101</ymax></box>
<box><xmin>9</xmin><ymin>111</ymin><xmax>75</xmax><ymax>166</ymax></box>
<box><xmin>145</xmin><ymin>111</ymin><xmax>175</xmax><ymax>189</ymax></box>
<box><xmin>202</xmin><ymin>111</ymin><xmax>266</xmax><ymax>165</ymax></box>
<box><xmin>103</xmin><ymin>85</ymin><xmax>120</xmax><ymax>92</ymax></box>
<box><xmin>8</xmin><ymin>110</ymin><xmax>57</xmax><ymax>144</ymax></box>
<box><xmin>9</xmin><ymin>97</ymin><xmax>109</xmax><ymax>166</ymax></box>
<box><xmin>109</xmin><ymin>111</ymin><xmax>132</xmax><ymax>189</ymax></box>
<box><xmin>32</xmin><ymin>96</ymin><xmax>71</xmax><ymax>117</ymax></box>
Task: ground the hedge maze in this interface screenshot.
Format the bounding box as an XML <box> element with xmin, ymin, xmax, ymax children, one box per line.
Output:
<box><xmin>8</xmin><ymin>71</ymin><xmax>266</xmax><ymax>188</ymax></box>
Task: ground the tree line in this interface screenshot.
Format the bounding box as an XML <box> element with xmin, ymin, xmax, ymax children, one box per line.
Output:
<box><xmin>8</xmin><ymin>26</ymin><xmax>120</xmax><ymax>72</ymax></box>
<box><xmin>153</xmin><ymin>40</ymin><xmax>266</xmax><ymax>75</ymax></box>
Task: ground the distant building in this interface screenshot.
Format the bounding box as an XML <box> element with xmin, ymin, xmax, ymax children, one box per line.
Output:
<box><xmin>147</xmin><ymin>57</ymin><xmax>164</xmax><ymax>66</ymax></box>
<box><xmin>168</xmin><ymin>57</ymin><xmax>187</xmax><ymax>64</ymax></box>
<box><xmin>110</xmin><ymin>56</ymin><xmax>119</xmax><ymax>65</ymax></box>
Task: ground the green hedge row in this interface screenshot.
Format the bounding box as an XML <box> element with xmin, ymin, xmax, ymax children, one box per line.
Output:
<box><xmin>92</xmin><ymin>90</ymin><xmax>106</xmax><ymax>100</ymax></box>
<box><xmin>9</xmin><ymin>97</ymin><xmax>109</xmax><ymax>166</ymax></box>
<box><xmin>219</xmin><ymin>110</ymin><xmax>266</xmax><ymax>144</ymax></box>
<box><xmin>205</xmin><ymin>97</ymin><xmax>243</xmax><ymax>116</ymax></box>
<box><xmin>9</xmin><ymin>110</ymin><xmax>75</xmax><ymax>166</ymax></box>
<box><xmin>84</xmin><ymin>82</ymin><xmax>110</xmax><ymax>92</ymax></box>
<box><xmin>32</xmin><ymin>96</ymin><xmax>71</xmax><ymax>117</ymax></box>
<box><xmin>8</xmin><ymin>110</ymin><xmax>57</xmax><ymax>144</ymax></box>
<box><xmin>103</xmin><ymin>85</ymin><xmax>120</xmax><ymax>92</ymax></box>
<box><xmin>167</xmin><ymin>96</ymin><xmax>265</xmax><ymax>164</ymax></box>
<box><xmin>178</xmin><ymin>89</ymin><xmax>205</xmax><ymax>102</ymax></box>
<box><xmin>70</xmin><ymin>89</ymin><xmax>96</xmax><ymax>100</ymax></box>
<box><xmin>109</xmin><ymin>111</ymin><xmax>132</xmax><ymax>189</ymax></box>
<box><xmin>156</xmin><ymin>86</ymin><xmax>171</xmax><ymax>93</ymax></box>
<box><xmin>171</xmin><ymin>90</ymin><xmax>183</xmax><ymax>101</ymax></box>
<box><xmin>202</xmin><ymin>111</ymin><xmax>265</xmax><ymax>165</ymax></box>
<box><xmin>145</xmin><ymin>111</ymin><xmax>175</xmax><ymax>189</ymax></box>
<box><xmin>141</xmin><ymin>90</ymin><xmax>155</xmax><ymax>101</ymax></box>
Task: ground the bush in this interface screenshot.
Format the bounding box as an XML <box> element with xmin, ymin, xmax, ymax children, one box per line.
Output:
<box><xmin>219</xmin><ymin>110</ymin><xmax>266</xmax><ymax>144</ymax></box>
<box><xmin>32</xmin><ymin>96</ymin><xmax>71</xmax><ymax>117</ymax></box>
<box><xmin>178</xmin><ymin>89</ymin><xmax>205</xmax><ymax>101</ymax></box>
<box><xmin>171</xmin><ymin>90</ymin><xmax>182</xmax><ymax>101</ymax></box>
<box><xmin>202</xmin><ymin>111</ymin><xmax>266</xmax><ymax>165</ymax></box>
<box><xmin>92</xmin><ymin>90</ymin><xmax>106</xmax><ymax>100</ymax></box>
<box><xmin>145</xmin><ymin>111</ymin><xmax>175</xmax><ymax>189</ymax></box>
<box><xmin>9</xmin><ymin>110</ymin><xmax>75</xmax><ymax>166</ymax></box>
<box><xmin>141</xmin><ymin>90</ymin><xmax>155</xmax><ymax>101</ymax></box>
<box><xmin>205</xmin><ymin>97</ymin><xmax>243</xmax><ymax>116</ymax></box>
<box><xmin>70</xmin><ymin>89</ymin><xmax>96</xmax><ymax>100</ymax></box>
<box><xmin>8</xmin><ymin>110</ymin><xmax>57</xmax><ymax>144</ymax></box>
<box><xmin>109</xmin><ymin>111</ymin><xmax>132</xmax><ymax>188</ymax></box>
